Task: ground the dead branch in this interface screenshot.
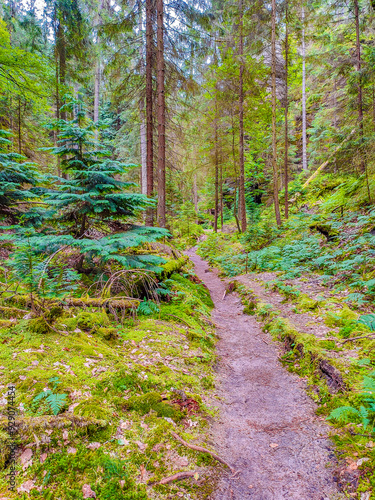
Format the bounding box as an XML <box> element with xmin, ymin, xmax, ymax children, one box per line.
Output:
<box><xmin>340</xmin><ymin>333</ymin><xmax>375</xmax><ymax>344</ymax></box>
<box><xmin>170</xmin><ymin>431</ymin><xmax>233</xmax><ymax>472</ymax></box>
<box><xmin>152</xmin><ymin>471</ymin><xmax>197</xmax><ymax>485</ymax></box>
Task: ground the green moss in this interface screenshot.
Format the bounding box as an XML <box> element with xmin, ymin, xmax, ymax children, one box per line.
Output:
<box><xmin>28</xmin><ymin>317</ymin><xmax>52</xmax><ymax>334</ymax></box>
<box><xmin>297</xmin><ymin>294</ymin><xmax>320</xmax><ymax>312</ymax></box>
<box><xmin>96</xmin><ymin>326</ymin><xmax>118</xmax><ymax>340</ymax></box>
<box><xmin>73</xmin><ymin>399</ymin><xmax>112</xmax><ymax>420</ymax></box>
<box><xmin>126</xmin><ymin>391</ymin><xmax>183</xmax><ymax>420</ymax></box>
<box><xmin>76</xmin><ymin>311</ymin><xmax>109</xmax><ymax>331</ymax></box>
<box><xmin>325</xmin><ymin>307</ymin><xmax>359</xmax><ymax>327</ymax></box>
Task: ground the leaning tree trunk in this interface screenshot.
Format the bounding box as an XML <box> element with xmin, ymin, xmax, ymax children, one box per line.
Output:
<box><xmin>156</xmin><ymin>0</ymin><xmax>166</xmax><ymax>227</ymax></box>
<box><xmin>284</xmin><ymin>0</ymin><xmax>289</xmax><ymax>219</ymax></box>
<box><xmin>271</xmin><ymin>0</ymin><xmax>281</xmax><ymax>226</ymax></box>
<box><xmin>238</xmin><ymin>0</ymin><xmax>247</xmax><ymax>232</ymax></box>
<box><xmin>301</xmin><ymin>5</ymin><xmax>308</xmax><ymax>171</ymax></box>
<box><xmin>145</xmin><ymin>0</ymin><xmax>154</xmax><ymax>225</ymax></box>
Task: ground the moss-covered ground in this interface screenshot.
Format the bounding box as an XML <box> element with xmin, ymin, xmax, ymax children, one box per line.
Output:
<box><xmin>0</xmin><ymin>263</ymin><xmax>221</xmax><ymax>499</ymax></box>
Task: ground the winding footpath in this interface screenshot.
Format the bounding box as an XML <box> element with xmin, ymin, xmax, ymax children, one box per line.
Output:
<box><xmin>186</xmin><ymin>248</ymin><xmax>341</xmax><ymax>500</ymax></box>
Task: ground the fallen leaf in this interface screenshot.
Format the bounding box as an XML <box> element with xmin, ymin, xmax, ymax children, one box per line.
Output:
<box><xmin>118</xmin><ymin>439</ymin><xmax>129</xmax><ymax>446</ymax></box>
<box><xmin>67</xmin><ymin>447</ymin><xmax>77</xmax><ymax>454</ymax></box>
<box><xmin>135</xmin><ymin>441</ymin><xmax>146</xmax><ymax>451</ymax></box>
<box><xmin>20</xmin><ymin>449</ymin><xmax>32</xmax><ymax>465</ymax></box>
<box><xmin>82</xmin><ymin>484</ymin><xmax>96</xmax><ymax>498</ymax></box>
<box><xmin>119</xmin><ymin>480</ymin><xmax>125</xmax><ymax>488</ymax></box>
<box><xmin>40</xmin><ymin>453</ymin><xmax>47</xmax><ymax>463</ymax></box>
<box><xmin>152</xmin><ymin>443</ymin><xmax>163</xmax><ymax>452</ymax></box>
<box><xmin>357</xmin><ymin>457</ymin><xmax>370</xmax><ymax>466</ymax></box>
<box><xmin>269</xmin><ymin>443</ymin><xmax>278</xmax><ymax>448</ymax></box>
<box><xmin>140</xmin><ymin>464</ymin><xmax>147</xmax><ymax>481</ymax></box>
<box><xmin>194</xmin><ymin>472</ymin><xmax>199</xmax><ymax>480</ymax></box>
<box><xmin>19</xmin><ymin>375</ymin><xmax>26</xmax><ymax>381</ymax></box>
<box><xmin>62</xmin><ymin>430</ymin><xmax>69</xmax><ymax>442</ymax></box>
<box><xmin>17</xmin><ymin>480</ymin><xmax>35</xmax><ymax>493</ymax></box>
<box><xmin>360</xmin><ymin>493</ymin><xmax>371</xmax><ymax>500</ymax></box>
<box><xmin>87</xmin><ymin>442</ymin><xmax>101</xmax><ymax>450</ymax></box>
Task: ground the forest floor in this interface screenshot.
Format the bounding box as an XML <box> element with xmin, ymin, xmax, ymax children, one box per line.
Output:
<box><xmin>186</xmin><ymin>248</ymin><xmax>343</xmax><ymax>500</ymax></box>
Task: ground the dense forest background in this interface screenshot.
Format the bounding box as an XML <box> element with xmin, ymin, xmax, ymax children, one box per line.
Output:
<box><xmin>4</xmin><ymin>0</ymin><xmax>375</xmax><ymax>233</ymax></box>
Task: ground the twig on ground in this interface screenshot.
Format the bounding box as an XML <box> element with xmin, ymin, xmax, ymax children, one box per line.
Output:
<box><xmin>149</xmin><ymin>471</ymin><xmax>196</xmax><ymax>485</ymax></box>
<box><xmin>340</xmin><ymin>333</ymin><xmax>375</xmax><ymax>344</ymax></box>
<box><xmin>170</xmin><ymin>431</ymin><xmax>234</xmax><ymax>472</ymax></box>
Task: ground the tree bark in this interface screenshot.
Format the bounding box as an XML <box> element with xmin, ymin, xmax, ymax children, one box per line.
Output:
<box><xmin>271</xmin><ymin>0</ymin><xmax>281</xmax><ymax>226</ymax></box>
<box><xmin>139</xmin><ymin>10</ymin><xmax>147</xmax><ymax>196</ymax></box>
<box><xmin>146</xmin><ymin>0</ymin><xmax>154</xmax><ymax>224</ymax></box>
<box><xmin>353</xmin><ymin>0</ymin><xmax>370</xmax><ymax>200</ymax></box>
<box><xmin>94</xmin><ymin>59</ymin><xmax>100</xmax><ymax>124</ymax></box>
<box><xmin>193</xmin><ymin>174</ymin><xmax>198</xmax><ymax>213</ymax></box>
<box><xmin>156</xmin><ymin>0</ymin><xmax>166</xmax><ymax>227</ymax></box>
<box><xmin>220</xmin><ymin>160</ymin><xmax>224</xmax><ymax>230</ymax></box>
<box><xmin>18</xmin><ymin>97</ymin><xmax>21</xmax><ymax>154</ymax></box>
<box><xmin>238</xmin><ymin>0</ymin><xmax>247</xmax><ymax>232</ymax></box>
<box><xmin>301</xmin><ymin>5</ymin><xmax>308</xmax><ymax>171</ymax></box>
<box><xmin>214</xmin><ymin>95</ymin><xmax>219</xmax><ymax>233</ymax></box>
<box><xmin>284</xmin><ymin>0</ymin><xmax>289</xmax><ymax>219</ymax></box>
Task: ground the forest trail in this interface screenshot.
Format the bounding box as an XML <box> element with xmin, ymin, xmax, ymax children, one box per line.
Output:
<box><xmin>186</xmin><ymin>248</ymin><xmax>341</xmax><ymax>500</ymax></box>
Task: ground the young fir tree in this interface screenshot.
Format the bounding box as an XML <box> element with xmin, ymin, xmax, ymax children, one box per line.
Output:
<box><xmin>3</xmin><ymin>98</ymin><xmax>168</xmax><ymax>273</ymax></box>
<box><xmin>0</xmin><ymin>129</ymin><xmax>39</xmax><ymax>223</ymax></box>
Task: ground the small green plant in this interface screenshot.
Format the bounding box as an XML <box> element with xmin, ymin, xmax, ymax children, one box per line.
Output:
<box><xmin>328</xmin><ymin>373</ymin><xmax>375</xmax><ymax>432</ymax></box>
<box><xmin>137</xmin><ymin>299</ymin><xmax>160</xmax><ymax>316</ymax></box>
<box><xmin>31</xmin><ymin>377</ymin><xmax>68</xmax><ymax>416</ymax></box>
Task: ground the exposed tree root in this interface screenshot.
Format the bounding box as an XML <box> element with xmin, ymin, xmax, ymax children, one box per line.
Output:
<box><xmin>150</xmin><ymin>471</ymin><xmax>197</xmax><ymax>485</ymax></box>
<box><xmin>171</xmin><ymin>431</ymin><xmax>233</xmax><ymax>472</ymax></box>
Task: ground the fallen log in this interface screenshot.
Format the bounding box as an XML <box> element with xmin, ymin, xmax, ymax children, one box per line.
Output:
<box><xmin>63</xmin><ymin>297</ymin><xmax>140</xmax><ymax>309</ymax></box>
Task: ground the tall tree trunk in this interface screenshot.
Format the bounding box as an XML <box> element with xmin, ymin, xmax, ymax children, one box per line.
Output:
<box><xmin>301</xmin><ymin>5</ymin><xmax>308</xmax><ymax>171</ymax></box>
<box><xmin>139</xmin><ymin>10</ymin><xmax>147</xmax><ymax>196</ymax></box>
<box><xmin>146</xmin><ymin>0</ymin><xmax>154</xmax><ymax>225</ymax></box>
<box><xmin>214</xmin><ymin>96</ymin><xmax>219</xmax><ymax>233</ymax></box>
<box><xmin>156</xmin><ymin>0</ymin><xmax>166</xmax><ymax>227</ymax></box>
<box><xmin>55</xmin><ymin>47</ymin><xmax>61</xmax><ymax>176</ymax></box>
<box><xmin>140</xmin><ymin>101</ymin><xmax>147</xmax><ymax>195</ymax></box>
<box><xmin>18</xmin><ymin>97</ymin><xmax>21</xmax><ymax>154</ymax></box>
<box><xmin>272</xmin><ymin>0</ymin><xmax>281</xmax><ymax>226</ymax></box>
<box><xmin>220</xmin><ymin>161</ymin><xmax>224</xmax><ymax>230</ymax></box>
<box><xmin>193</xmin><ymin>174</ymin><xmax>198</xmax><ymax>213</ymax></box>
<box><xmin>57</xmin><ymin>21</ymin><xmax>67</xmax><ymax>179</ymax></box>
<box><xmin>284</xmin><ymin>0</ymin><xmax>289</xmax><ymax>219</ymax></box>
<box><xmin>94</xmin><ymin>59</ymin><xmax>100</xmax><ymax>124</ymax></box>
<box><xmin>354</xmin><ymin>0</ymin><xmax>370</xmax><ymax>200</ymax></box>
<box><xmin>238</xmin><ymin>0</ymin><xmax>247</xmax><ymax>232</ymax></box>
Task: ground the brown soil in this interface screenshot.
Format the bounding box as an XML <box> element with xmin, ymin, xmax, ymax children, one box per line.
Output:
<box><xmin>186</xmin><ymin>248</ymin><xmax>342</xmax><ymax>500</ymax></box>
<box><xmin>234</xmin><ymin>273</ymin><xmax>336</xmax><ymax>339</ymax></box>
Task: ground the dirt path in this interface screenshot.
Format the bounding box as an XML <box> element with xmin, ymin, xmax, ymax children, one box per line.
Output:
<box><xmin>186</xmin><ymin>249</ymin><xmax>341</xmax><ymax>500</ymax></box>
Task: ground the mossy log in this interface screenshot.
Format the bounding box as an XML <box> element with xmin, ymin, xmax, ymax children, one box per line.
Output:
<box><xmin>0</xmin><ymin>305</ymin><xmax>28</xmax><ymax>318</ymax></box>
<box><xmin>64</xmin><ymin>297</ymin><xmax>140</xmax><ymax>310</ymax></box>
<box><xmin>161</xmin><ymin>256</ymin><xmax>189</xmax><ymax>278</ymax></box>
<box><xmin>0</xmin><ymin>414</ymin><xmax>108</xmax><ymax>432</ymax></box>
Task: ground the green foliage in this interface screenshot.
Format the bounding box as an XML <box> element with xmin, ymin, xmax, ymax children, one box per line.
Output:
<box><xmin>137</xmin><ymin>299</ymin><xmax>160</xmax><ymax>316</ymax></box>
<box><xmin>0</xmin><ymin>129</ymin><xmax>39</xmax><ymax>223</ymax></box>
<box><xmin>31</xmin><ymin>377</ymin><xmax>68</xmax><ymax>415</ymax></box>
<box><xmin>328</xmin><ymin>373</ymin><xmax>375</xmax><ymax>432</ymax></box>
